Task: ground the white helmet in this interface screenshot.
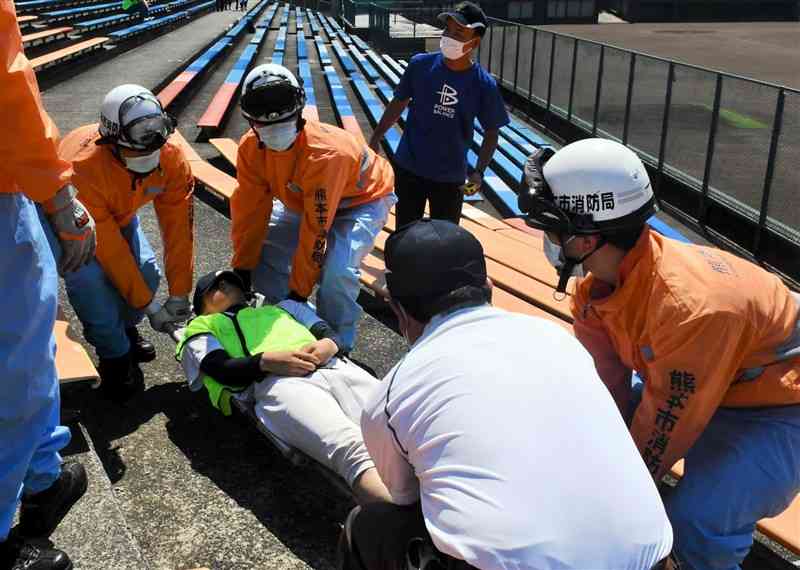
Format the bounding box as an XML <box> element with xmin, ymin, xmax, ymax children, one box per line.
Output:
<box><xmin>98</xmin><ymin>84</ymin><xmax>175</xmax><ymax>151</ymax></box>
<box><xmin>520</xmin><ymin>138</ymin><xmax>657</xmax><ymax>236</ymax></box>
<box><xmin>240</xmin><ymin>64</ymin><xmax>305</xmax><ymax>124</ymax></box>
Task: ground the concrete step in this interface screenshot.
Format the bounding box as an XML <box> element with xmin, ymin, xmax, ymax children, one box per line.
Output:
<box><xmin>52</xmin><ymin>415</ymin><xmax>150</xmax><ymax>569</ymax></box>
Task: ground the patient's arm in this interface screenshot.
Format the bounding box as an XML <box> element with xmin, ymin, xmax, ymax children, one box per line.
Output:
<box><xmin>300</xmin><ymin>338</ymin><xmax>339</xmax><ymax>366</ymax></box>
<box><xmin>199</xmin><ymin>350</ymin><xmax>264</xmax><ymax>388</ymax></box>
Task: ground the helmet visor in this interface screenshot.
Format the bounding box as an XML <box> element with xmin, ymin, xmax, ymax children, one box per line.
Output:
<box><xmin>125</xmin><ymin>115</ymin><xmax>173</xmax><ymax>151</ymax></box>
<box><xmin>241</xmin><ymin>80</ymin><xmax>302</xmax><ymax>124</ymax></box>
<box><xmin>522</xmin><ymin>193</ymin><xmax>575</xmax><ymax>234</ymax></box>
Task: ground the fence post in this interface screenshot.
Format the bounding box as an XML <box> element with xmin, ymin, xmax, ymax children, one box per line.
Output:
<box><xmin>622</xmin><ymin>52</ymin><xmax>636</xmax><ymax>145</ymax></box>
<box><xmin>513</xmin><ymin>24</ymin><xmax>521</xmax><ymax>93</ymax></box>
<box><xmin>487</xmin><ymin>21</ymin><xmax>494</xmax><ymax>75</ymax></box>
<box><xmin>698</xmin><ymin>74</ymin><xmax>722</xmax><ymax>227</ymax></box>
<box><xmin>527</xmin><ymin>28</ymin><xmax>537</xmax><ymax>105</ymax></box>
<box><xmin>546</xmin><ymin>33</ymin><xmax>556</xmax><ymax>111</ymax></box>
<box><xmin>657</xmin><ymin>62</ymin><xmax>675</xmax><ymax>189</ymax></box>
<box><xmin>567</xmin><ymin>37</ymin><xmax>578</xmax><ymax>121</ymax></box>
<box><xmin>499</xmin><ymin>24</ymin><xmax>507</xmax><ymax>84</ymax></box>
<box><xmin>591</xmin><ymin>44</ymin><xmax>604</xmax><ymax>135</ymax></box>
<box><xmin>753</xmin><ymin>88</ymin><xmax>785</xmax><ymax>257</ymax></box>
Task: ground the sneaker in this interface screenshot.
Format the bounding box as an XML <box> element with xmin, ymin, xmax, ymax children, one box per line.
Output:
<box><xmin>125</xmin><ymin>326</ymin><xmax>156</xmax><ymax>363</ymax></box>
<box><xmin>19</xmin><ymin>463</ymin><xmax>88</xmax><ymax>539</ymax></box>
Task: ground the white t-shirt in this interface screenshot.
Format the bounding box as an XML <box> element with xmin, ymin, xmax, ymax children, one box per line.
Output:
<box><xmin>362</xmin><ymin>305</ymin><xmax>673</xmax><ymax>570</ymax></box>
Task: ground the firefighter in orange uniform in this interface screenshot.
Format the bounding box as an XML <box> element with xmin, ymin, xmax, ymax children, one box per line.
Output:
<box><xmin>231</xmin><ymin>64</ymin><xmax>396</xmax><ymax>352</ymax></box>
<box><xmin>41</xmin><ymin>84</ymin><xmax>195</xmax><ymax>402</ymax></box>
<box><xmin>521</xmin><ymin>138</ymin><xmax>800</xmax><ymax>570</ymax></box>
<box><xmin>1</xmin><ymin>3</ymin><xmax>97</xmax><ymax>567</ymax></box>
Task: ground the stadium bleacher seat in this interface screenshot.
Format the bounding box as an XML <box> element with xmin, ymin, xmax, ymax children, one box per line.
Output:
<box><xmin>313</xmin><ymin>36</ymin><xmax>331</xmax><ymax>65</ymax></box>
<box><xmin>22</xmin><ymin>26</ymin><xmax>72</xmax><ymax>48</ymax></box>
<box><xmin>30</xmin><ymin>36</ymin><xmax>109</xmax><ymax>71</ymax></box>
<box><xmin>73</xmin><ymin>12</ymin><xmax>131</xmax><ymax>32</ymax></box>
<box><xmin>55</xmin><ymin>308</ymin><xmax>99</xmax><ymax>385</ymax></box>
<box><xmin>109</xmin><ymin>10</ymin><xmax>188</xmax><ymax>43</ymax></box>
<box><xmin>41</xmin><ymin>1</ymin><xmax>119</xmax><ymax>24</ymax></box>
<box><xmin>197</xmin><ymin>20</ymin><xmax>269</xmax><ymax>136</ymax></box>
<box><xmin>157</xmin><ymin>34</ymin><xmax>232</xmax><ymax>108</ymax></box>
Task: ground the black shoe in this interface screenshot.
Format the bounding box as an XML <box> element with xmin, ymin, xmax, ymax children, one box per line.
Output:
<box><xmin>18</xmin><ymin>463</ymin><xmax>88</xmax><ymax>539</ymax></box>
<box><xmin>98</xmin><ymin>353</ymin><xmax>144</xmax><ymax>403</ymax></box>
<box><xmin>125</xmin><ymin>327</ymin><xmax>156</xmax><ymax>363</ymax></box>
<box><xmin>0</xmin><ymin>539</ymin><xmax>72</xmax><ymax>570</ymax></box>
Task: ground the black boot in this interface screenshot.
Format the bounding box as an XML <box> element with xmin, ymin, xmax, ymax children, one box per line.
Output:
<box><xmin>18</xmin><ymin>463</ymin><xmax>88</xmax><ymax>539</ymax></box>
<box><xmin>0</xmin><ymin>538</ymin><xmax>72</xmax><ymax>570</ymax></box>
<box><xmin>98</xmin><ymin>353</ymin><xmax>144</xmax><ymax>403</ymax></box>
<box><xmin>125</xmin><ymin>326</ymin><xmax>156</xmax><ymax>363</ymax></box>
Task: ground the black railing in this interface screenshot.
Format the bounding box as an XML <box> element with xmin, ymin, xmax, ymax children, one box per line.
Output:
<box><xmin>477</xmin><ymin>17</ymin><xmax>799</xmax><ymax>286</ymax></box>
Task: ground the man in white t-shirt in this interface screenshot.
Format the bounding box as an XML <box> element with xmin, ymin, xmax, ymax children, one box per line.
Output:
<box><xmin>338</xmin><ymin>219</ymin><xmax>675</xmax><ymax>570</ymax></box>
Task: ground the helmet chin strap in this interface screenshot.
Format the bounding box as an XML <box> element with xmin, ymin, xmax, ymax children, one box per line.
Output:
<box><xmin>553</xmin><ymin>236</ymin><xmax>607</xmax><ymax>296</ymax></box>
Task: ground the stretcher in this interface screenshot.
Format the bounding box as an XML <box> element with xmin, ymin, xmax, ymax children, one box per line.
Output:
<box><xmin>163</xmin><ymin>320</ymin><xmax>355</xmax><ymax>500</ymax></box>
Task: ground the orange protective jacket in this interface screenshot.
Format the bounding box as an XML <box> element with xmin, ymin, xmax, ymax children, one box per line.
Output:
<box><xmin>59</xmin><ymin>125</ymin><xmax>195</xmax><ymax>310</ymax></box>
<box><xmin>231</xmin><ymin>120</ymin><xmax>394</xmax><ymax>298</ymax></box>
<box><xmin>572</xmin><ymin>229</ymin><xmax>800</xmax><ymax>481</ymax></box>
<box><xmin>0</xmin><ymin>2</ymin><xmax>72</xmax><ymax>201</ymax></box>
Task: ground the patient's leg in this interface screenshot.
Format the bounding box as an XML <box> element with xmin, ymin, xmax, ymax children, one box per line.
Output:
<box><xmin>253</xmin><ymin>366</ymin><xmax>389</xmax><ymax>504</ymax></box>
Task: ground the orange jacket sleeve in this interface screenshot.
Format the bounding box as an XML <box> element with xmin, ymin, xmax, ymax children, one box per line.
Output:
<box><xmin>572</xmin><ymin>304</ymin><xmax>635</xmax><ymax>423</ymax></box>
<box><xmin>78</xmin><ymin>180</ymin><xmax>154</xmax><ymax>309</ymax></box>
<box><xmin>231</xmin><ymin>136</ymin><xmax>273</xmax><ymax>270</ymax></box>
<box><xmin>632</xmin><ymin>311</ymin><xmax>751</xmax><ymax>481</ymax></box>
<box><xmin>0</xmin><ymin>2</ymin><xmax>72</xmax><ymax>201</ymax></box>
<box><xmin>154</xmin><ymin>147</ymin><xmax>194</xmax><ymax>297</ymax></box>
<box><xmin>289</xmin><ymin>152</ymin><xmax>353</xmax><ymax>298</ymax></box>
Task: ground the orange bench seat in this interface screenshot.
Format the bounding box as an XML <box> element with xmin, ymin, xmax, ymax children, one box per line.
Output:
<box><xmin>30</xmin><ymin>36</ymin><xmax>108</xmax><ymax>71</ymax></box>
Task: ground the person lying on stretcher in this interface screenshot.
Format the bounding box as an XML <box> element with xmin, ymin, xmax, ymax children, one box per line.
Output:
<box><xmin>176</xmin><ymin>270</ymin><xmax>391</xmax><ymax>505</ymax></box>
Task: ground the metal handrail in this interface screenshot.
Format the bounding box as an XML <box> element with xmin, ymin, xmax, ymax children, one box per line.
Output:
<box><xmin>484</xmin><ymin>15</ymin><xmax>800</xmax><ymax>93</ymax></box>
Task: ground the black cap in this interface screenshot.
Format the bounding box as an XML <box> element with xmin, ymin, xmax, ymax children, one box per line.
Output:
<box><xmin>192</xmin><ymin>270</ymin><xmax>245</xmax><ymax>315</ymax></box>
<box><xmin>437</xmin><ymin>2</ymin><xmax>487</xmax><ymax>34</ymax></box>
<box><xmin>385</xmin><ymin>219</ymin><xmax>487</xmax><ymax>298</ymax></box>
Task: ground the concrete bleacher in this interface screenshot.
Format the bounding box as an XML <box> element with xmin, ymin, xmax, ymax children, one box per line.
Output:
<box><xmin>189</xmin><ymin>9</ymin><xmax>799</xmax><ymax>562</ymax></box>
<box><xmin>26</xmin><ymin>4</ymin><xmax>799</xmax><ymax>567</ymax></box>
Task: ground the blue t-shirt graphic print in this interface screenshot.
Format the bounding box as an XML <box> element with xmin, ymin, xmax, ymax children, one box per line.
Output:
<box><xmin>394</xmin><ymin>52</ymin><xmax>510</xmax><ymax>184</ymax></box>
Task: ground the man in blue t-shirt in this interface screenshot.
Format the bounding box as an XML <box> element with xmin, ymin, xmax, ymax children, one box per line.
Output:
<box><xmin>368</xmin><ymin>1</ymin><xmax>510</xmax><ymax>229</ymax></box>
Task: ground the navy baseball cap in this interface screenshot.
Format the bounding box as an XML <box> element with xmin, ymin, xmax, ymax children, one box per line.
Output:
<box><xmin>437</xmin><ymin>2</ymin><xmax>487</xmax><ymax>35</ymax></box>
<box><xmin>385</xmin><ymin>219</ymin><xmax>487</xmax><ymax>298</ymax></box>
<box><xmin>192</xmin><ymin>270</ymin><xmax>245</xmax><ymax>314</ymax></box>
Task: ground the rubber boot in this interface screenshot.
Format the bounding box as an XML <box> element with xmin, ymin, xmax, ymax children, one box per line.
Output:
<box><xmin>18</xmin><ymin>463</ymin><xmax>88</xmax><ymax>539</ymax></box>
<box><xmin>0</xmin><ymin>538</ymin><xmax>72</xmax><ymax>570</ymax></box>
<box><xmin>98</xmin><ymin>352</ymin><xmax>144</xmax><ymax>403</ymax></box>
<box><xmin>125</xmin><ymin>326</ymin><xmax>156</xmax><ymax>363</ymax></box>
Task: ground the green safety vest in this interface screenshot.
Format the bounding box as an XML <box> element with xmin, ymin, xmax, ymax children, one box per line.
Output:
<box><xmin>176</xmin><ymin>306</ymin><xmax>317</xmax><ymax>415</ymax></box>
<box><xmin>122</xmin><ymin>0</ymin><xmax>139</xmax><ymax>10</ymax></box>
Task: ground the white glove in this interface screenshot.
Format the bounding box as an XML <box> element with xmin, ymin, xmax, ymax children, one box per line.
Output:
<box><xmin>145</xmin><ymin>296</ymin><xmax>190</xmax><ymax>332</ymax></box>
<box><xmin>42</xmin><ymin>184</ymin><xmax>97</xmax><ymax>274</ymax></box>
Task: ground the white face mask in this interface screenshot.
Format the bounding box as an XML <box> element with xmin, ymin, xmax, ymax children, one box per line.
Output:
<box><xmin>543</xmin><ymin>233</ymin><xmax>585</xmax><ymax>278</ymax></box>
<box><xmin>440</xmin><ymin>36</ymin><xmax>470</xmax><ymax>60</ymax></box>
<box><xmin>123</xmin><ymin>149</ymin><xmax>160</xmax><ymax>174</ymax></box>
<box><xmin>255</xmin><ymin>121</ymin><xmax>298</xmax><ymax>151</ymax></box>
